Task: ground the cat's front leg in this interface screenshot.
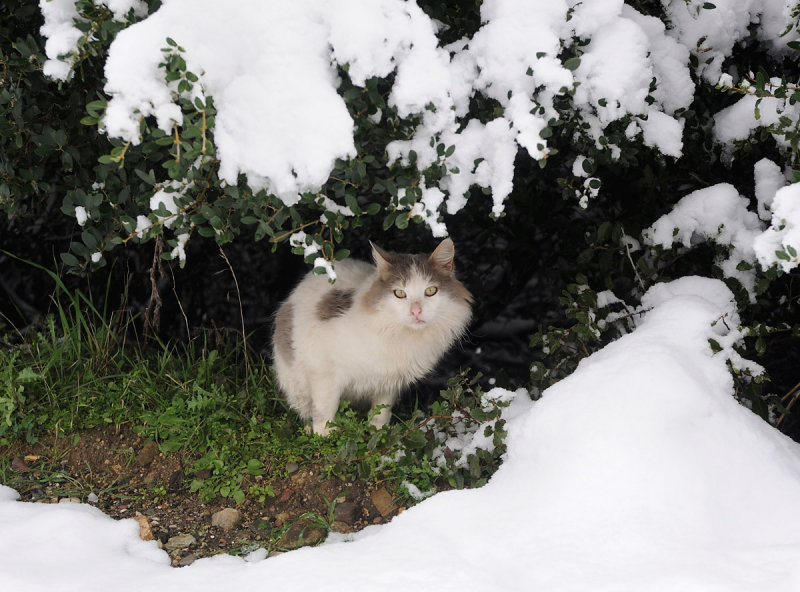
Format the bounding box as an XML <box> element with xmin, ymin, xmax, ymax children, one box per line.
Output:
<box><xmin>309</xmin><ymin>378</ymin><xmax>341</xmax><ymax>436</ymax></box>
<box><xmin>368</xmin><ymin>391</ymin><xmax>398</xmax><ymax>430</ymax></box>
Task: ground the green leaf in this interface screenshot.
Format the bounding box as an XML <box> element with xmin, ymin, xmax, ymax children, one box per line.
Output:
<box><xmin>382</xmin><ymin>210</ymin><xmax>397</xmax><ymax>231</ymax></box>
<box><xmin>60</xmin><ymin>252</ymin><xmax>79</xmax><ymax>267</ymax></box>
<box><xmin>563</xmin><ymin>57</ymin><xmax>581</xmax><ymax>71</ymax></box>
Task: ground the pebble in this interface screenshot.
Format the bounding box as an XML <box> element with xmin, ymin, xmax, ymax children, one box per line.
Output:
<box><xmin>11</xmin><ymin>458</ymin><xmax>30</xmax><ymax>472</ymax></box>
<box><xmin>370</xmin><ymin>487</ymin><xmax>397</xmax><ymax>517</ymax></box>
<box><xmin>134</xmin><ymin>515</ymin><xmax>154</xmax><ymax>541</ymax></box>
<box><xmin>277</xmin><ymin>521</ymin><xmax>327</xmax><ymax>550</ymax></box>
<box><xmin>177</xmin><ymin>554</ymin><xmax>198</xmax><ymax>567</ymax></box>
<box><xmin>165</xmin><ymin>534</ymin><xmax>196</xmax><ymax>553</ymax></box>
<box><xmin>211</xmin><ymin>507</ymin><xmax>242</xmax><ymax>531</ymax></box>
<box><xmin>87</xmin><ymin>492</ymin><xmax>99</xmax><ymax>504</ymax></box>
<box><xmin>333</xmin><ymin>501</ymin><xmax>359</xmax><ymax>526</ymax></box>
<box><xmin>285</xmin><ymin>462</ymin><xmax>299</xmax><ymax>474</ymax></box>
<box><xmin>135</xmin><ymin>441</ymin><xmax>159</xmax><ymax>467</ymax></box>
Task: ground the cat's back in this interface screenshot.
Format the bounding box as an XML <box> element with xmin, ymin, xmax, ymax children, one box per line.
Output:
<box><xmin>291</xmin><ymin>258</ymin><xmax>373</xmax><ymax>296</ymax></box>
<box><xmin>285</xmin><ymin>257</ymin><xmax>374</xmax><ymax>320</ymax></box>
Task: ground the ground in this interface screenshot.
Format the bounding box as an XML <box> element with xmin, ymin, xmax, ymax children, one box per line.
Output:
<box><xmin>2</xmin><ymin>425</ymin><xmax>404</xmax><ymax>566</ymax></box>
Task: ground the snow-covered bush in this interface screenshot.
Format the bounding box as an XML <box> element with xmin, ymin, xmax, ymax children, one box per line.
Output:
<box><xmin>34</xmin><ymin>0</ymin><xmax>700</xmax><ymax>275</ymax></box>
<box><xmin>2</xmin><ymin>0</ymin><xmax>798</xmax><ymax>426</ymax></box>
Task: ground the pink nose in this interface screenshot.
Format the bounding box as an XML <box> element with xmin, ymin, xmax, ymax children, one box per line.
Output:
<box><xmin>410</xmin><ymin>302</ymin><xmax>423</xmax><ymax>320</ymax></box>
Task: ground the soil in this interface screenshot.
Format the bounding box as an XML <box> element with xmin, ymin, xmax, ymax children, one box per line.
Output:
<box><xmin>1</xmin><ymin>425</ymin><xmax>405</xmax><ymax>566</ymax></box>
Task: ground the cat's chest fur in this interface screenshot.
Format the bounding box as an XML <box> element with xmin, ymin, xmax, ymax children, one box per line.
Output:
<box><xmin>272</xmin><ymin>239</ymin><xmax>472</xmax><ymax>435</ymax></box>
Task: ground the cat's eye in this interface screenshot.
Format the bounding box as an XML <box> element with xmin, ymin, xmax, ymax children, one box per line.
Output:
<box><xmin>425</xmin><ymin>286</ymin><xmax>438</xmax><ymax>297</ymax></box>
<box><xmin>393</xmin><ymin>289</ymin><xmax>407</xmax><ymax>299</ymax></box>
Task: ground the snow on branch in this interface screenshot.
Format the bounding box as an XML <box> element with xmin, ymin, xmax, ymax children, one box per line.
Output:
<box><xmin>40</xmin><ymin>0</ymin><xmax>695</xmax><ymax>221</ymax></box>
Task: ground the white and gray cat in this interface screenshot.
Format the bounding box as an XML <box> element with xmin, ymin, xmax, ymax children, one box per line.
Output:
<box><xmin>272</xmin><ymin>238</ymin><xmax>472</xmax><ymax>435</ymax></box>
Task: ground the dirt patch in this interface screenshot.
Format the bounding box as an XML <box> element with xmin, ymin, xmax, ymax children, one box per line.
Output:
<box><xmin>2</xmin><ymin>425</ymin><xmax>405</xmax><ymax>566</ymax></box>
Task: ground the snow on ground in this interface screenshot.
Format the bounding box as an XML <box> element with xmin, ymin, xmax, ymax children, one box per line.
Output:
<box><xmin>3</xmin><ymin>276</ymin><xmax>800</xmax><ymax>591</ymax></box>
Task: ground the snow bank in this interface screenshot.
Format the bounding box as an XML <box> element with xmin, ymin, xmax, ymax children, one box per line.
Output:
<box><xmin>3</xmin><ymin>276</ymin><xmax>800</xmax><ymax>591</ymax></box>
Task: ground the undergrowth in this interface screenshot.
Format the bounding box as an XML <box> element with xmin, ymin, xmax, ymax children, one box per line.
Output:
<box><xmin>0</xmin><ymin>264</ymin><xmax>514</xmax><ymax>507</ymax></box>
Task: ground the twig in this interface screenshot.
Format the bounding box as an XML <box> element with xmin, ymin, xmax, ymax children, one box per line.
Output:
<box><xmin>143</xmin><ymin>235</ymin><xmax>164</xmax><ymax>339</ymax></box>
<box><xmin>776</xmin><ymin>379</ymin><xmax>800</xmax><ymax>428</ymax></box>
<box><xmin>217</xmin><ymin>245</ymin><xmax>250</xmax><ymax>387</ymax></box>
<box><xmin>621</xmin><ymin>225</ymin><xmax>645</xmax><ymax>292</ymax></box>
<box><xmin>167</xmin><ymin>262</ymin><xmax>191</xmax><ymax>343</ymax></box>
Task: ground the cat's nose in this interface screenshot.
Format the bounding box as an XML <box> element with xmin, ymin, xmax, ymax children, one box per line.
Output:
<box><xmin>410</xmin><ymin>302</ymin><xmax>423</xmax><ymax>320</ymax></box>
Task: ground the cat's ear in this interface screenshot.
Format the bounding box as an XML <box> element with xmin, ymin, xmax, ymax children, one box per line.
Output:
<box><xmin>429</xmin><ymin>238</ymin><xmax>455</xmax><ymax>273</ymax></box>
<box><xmin>370</xmin><ymin>241</ymin><xmax>393</xmax><ymax>275</ymax></box>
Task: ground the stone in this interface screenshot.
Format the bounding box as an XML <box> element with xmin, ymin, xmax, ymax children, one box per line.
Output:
<box><xmin>11</xmin><ymin>458</ymin><xmax>29</xmax><ymax>472</ymax></box>
<box><xmin>333</xmin><ymin>501</ymin><xmax>359</xmax><ymax>525</ymax></box>
<box><xmin>330</xmin><ymin>521</ymin><xmax>355</xmax><ymax>534</ymax></box>
<box><xmin>134</xmin><ymin>515</ymin><xmax>154</xmax><ymax>541</ymax></box>
<box><xmin>86</xmin><ymin>492</ymin><xmax>99</xmax><ymax>504</ymax></box>
<box><xmin>277</xmin><ymin>520</ymin><xmax>327</xmax><ymax>550</ymax></box>
<box><xmin>168</xmin><ymin>470</ymin><xmax>185</xmax><ymax>492</ymax></box>
<box><xmin>136</xmin><ymin>441</ymin><xmax>159</xmax><ymax>467</ymax></box>
<box><xmin>177</xmin><ymin>553</ymin><xmax>198</xmax><ymax>567</ymax></box>
<box><xmin>370</xmin><ymin>487</ymin><xmax>397</xmax><ymax>517</ymax></box>
<box><xmin>211</xmin><ymin>507</ymin><xmax>242</xmax><ymax>531</ymax></box>
<box><xmin>165</xmin><ymin>534</ymin><xmax>196</xmax><ymax>553</ymax></box>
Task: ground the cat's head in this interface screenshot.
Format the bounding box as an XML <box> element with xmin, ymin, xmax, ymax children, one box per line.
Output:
<box><xmin>366</xmin><ymin>238</ymin><xmax>472</xmax><ymax>331</ymax></box>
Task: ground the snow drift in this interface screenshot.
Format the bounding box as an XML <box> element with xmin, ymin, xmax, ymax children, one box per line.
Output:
<box><xmin>2</xmin><ymin>276</ymin><xmax>800</xmax><ymax>591</ymax></box>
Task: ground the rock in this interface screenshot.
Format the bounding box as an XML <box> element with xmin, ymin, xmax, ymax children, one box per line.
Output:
<box><xmin>277</xmin><ymin>520</ymin><xmax>327</xmax><ymax>550</ymax></box>
<box><xmin>333</xmin><ymin>501</ymin><xmax>359</xmax><ymax>525</ymax></box>
<box><xmin>273</xmin><ymin>512</ymin><xmax>290</xmax><ymax>528</ymax></box>
<box><xmin>136</xmin><ymin>441</ymin><xmax>159</xmax><ymax>467</ymax></box>
<box><xmin>211</xmin><ymin>507</ymin><xmax>242</xmax><ymax>531</ymax></box>
<box><xmin>177</xmin><ymin>553</ymin><xmax>198</xmax><ymax>567</ymax></box>
<box><xmin>11</xmin><ymin>458</ymin><xmax>29</xmax><ymax>472</ymax></box>
<box><xmin>370</xmin><ymin>487</ymin><xmax>397</xmax><ymax>517</ymax></box>
<box><xmin>58</xmin><ymin>497</ymin><xmax>81</xmax><ymax>504</ymax></box>
<box><xmin>285</xmin><ymin>461</ymin><xmax>299</xmax><ymax>474</ymax></box>
<box><xmin>330</xmin><ymin>521</ymin><xmax>355</xmax><ymax>534</ymax></box>
<box><xmin>134</xmin><ymin>515</ymin><xmax>154</xmax><ymax>541</ymax></box>
<box><xmin>165</xmin><ymin>534</ymin><xmax>196</xmax><ymax>553</ymax></box>
<box><xmin>168</xmin><ymin>470</ymin><xmax>185</xmax><ymax>492</ymax></box>
<box><xmin>86</xmin><ymin>492</ymin><xmax>99</xmax><ymax>504</ymax></box>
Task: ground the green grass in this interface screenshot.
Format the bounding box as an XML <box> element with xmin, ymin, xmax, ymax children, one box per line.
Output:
<box><xmin>0</xmin><ymin>260</ymin><xmax>513</xmax><ymax>506</ymax></box>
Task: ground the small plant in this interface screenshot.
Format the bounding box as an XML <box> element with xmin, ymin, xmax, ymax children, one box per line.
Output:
<box><xmin>319</xmin><ymin>370</ymin><xmax>519</xmax><ymax>498</ymax></box>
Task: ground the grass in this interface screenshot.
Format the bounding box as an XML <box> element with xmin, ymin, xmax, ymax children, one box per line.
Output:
<box><xmin>0</xmin><ymin>261</ymin><xmax>513</xmax><ymax>507</ymax></box>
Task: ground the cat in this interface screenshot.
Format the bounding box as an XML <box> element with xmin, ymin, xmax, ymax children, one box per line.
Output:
<box><xmin>272</xmin><ymin>238</ymin><xmax>472</xmax><ymax>435</ymax></box>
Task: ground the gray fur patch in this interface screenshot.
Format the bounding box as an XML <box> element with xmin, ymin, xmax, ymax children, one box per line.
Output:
<box><xmin>316</xmin><ymin>288</ymin><xmax>355</xmax><ymax>321</ymax></box>
<box><xmin>364</xmin><ymin>249</ymin><xmax>472</xmax><ymax>310</ymax></box>
<box><xmin>273</xmin><ymin>302</ymin><xmax>295</xmax><ymax>364</ymax></box>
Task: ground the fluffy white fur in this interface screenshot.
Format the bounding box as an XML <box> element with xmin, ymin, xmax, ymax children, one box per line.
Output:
<box><xmin>272</xmin><ymin>239</ymin><xmax>472</xmax><ymax>435</ymax></box>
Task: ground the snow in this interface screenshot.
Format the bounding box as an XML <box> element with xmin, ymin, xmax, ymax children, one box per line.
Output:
<box><xmin>645</xmin><ymin>171</ymin><xmax>800</xmax><ymax>283</ymax></box>
<box><xmin>644</xmin><ymin>183</ymin><xmax>764</xmax><ymax>297</ymax></box>
<box><xmin>4</xmin><ymin>276</ymin><xmax>800</xmax><ymax>591</ymax></box>
<box><xmin>754</xmin><ymin>158</ymin><xmax>787</xmax><ymax>221</ymax></box>
<box><xmin>754</xmin><ymin>182</ymin><xmax>800</xmax><ymax>272</ymax></box>
<box><xmin>40</xmin><ymin>0</ymin><xmax>705</xmax><ymax>236</ymax></box>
